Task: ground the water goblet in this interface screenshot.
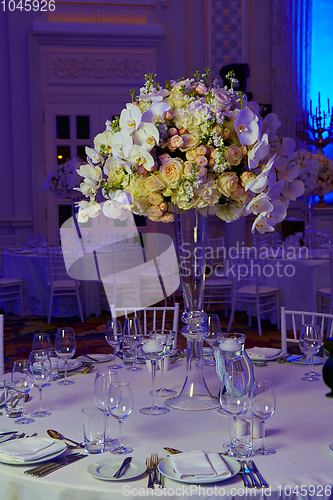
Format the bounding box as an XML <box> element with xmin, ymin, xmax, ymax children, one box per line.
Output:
<box><xmin>28</xmin><ymin>350</ymin><xmax>52</xmax><ymax>417</ymax></box>
<box><xmin>105</xmin><ymin>320</ymin><xmax>123</xmax><ymax>369</ymax></box>
<box><xmin>108</xmin><ymin>381</ymin><xmax>133</xmax><ymax>455</ymax></box>
<box><xmin>94</xmin><ymin>369</ymin><xmax>119</xmax><ymax>449</ymax></box>
<box><xmin>250</xmin><ymin>380</ymin><xmax>276</xmax><ymax>455</ymax></box>
<box><xmin>220</xmin><ymin>370</ymin><xmax>248</xmax><ymax>451</ymax></box>
<box><xmin>204</xmin><ymin>314</ymin><xmax>221</xmax><ymax>366</ymax></box>
<box><xmin>11</xmin><ymin>359</ymin><xmax>34</xmax><ymax>424</ymax></box>
<box><xmin>123</xmin><ymin>318</ymin><xmax>142</xmax><ymax>371</ymax></box>
<box><xmin>299</xmin><ymin>323</ymin><xmax>322</xmax><ymax>381</ymax></box>
<box><xmin>32</xmin><ymin>333</ymin><xmax>52</xmax><ymax>387</ymax></box>
<box><xmin>219</xmin><ymin>333</ymin><xmax>246</xmax><ymax>361</ymax></box>
<box><xmin>151</xmin><ymin>330</ymin><xmax>177</xmax><ymax>397</ymax></box>
<box><xmin>140</xmin><ymin>335</ymin><xmax>170</xmax><ymax>415</ymax></box>
<box><xmin>55</xmin><ymin>327</ymin><xmax>76</xmax><ymax>385</ymax></box>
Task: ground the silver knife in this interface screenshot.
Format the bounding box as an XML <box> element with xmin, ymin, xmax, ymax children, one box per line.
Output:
<box><xmin>248</xmin><ymin>460</ymin><xmax>269</xmax><ymax>488</ymax></box>
<box><xmin>242</xmin><ymin>461</ymin><xmax>260</xmax><ymax>488</ymax></box>
<box><xmin>113</xmin><ymin>456</ymin><xmax>132</xmax><ymax>478</ymax></box>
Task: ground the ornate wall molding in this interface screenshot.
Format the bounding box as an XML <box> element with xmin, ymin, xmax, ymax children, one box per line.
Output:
<box><xmin>271</xmin><ymin>0</ymin><xmax>312</xmax><ymax>138</ymax></box>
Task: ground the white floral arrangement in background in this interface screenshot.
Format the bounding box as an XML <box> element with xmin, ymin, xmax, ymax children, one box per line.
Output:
<box><xmin>74</xmin><ymin>69</ymin><xmax>304</xmax><ymax>234</ymax></box>
<box><xmin>43</xmin><ymin>158</ymin><xmax>82</xmax><ymax>199</ymax></box>
<box><xmin>292</xmin><ymin>149</ymin><xmax>333</xmax><ymax>197</ymax></box>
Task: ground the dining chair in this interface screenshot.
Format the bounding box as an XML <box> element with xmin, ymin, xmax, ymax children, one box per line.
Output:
<box><xmin>0</xmin><ymin>277</ymin><xmax>24</xmax><ymax>317</ymax></box>
<box><xmin>0</xmin><ymin>314</ymin><xmax>4</xmax><ymax>375</ymax></box>
<box><xmin>227</xmin><ymin>248</ymin><xmax>280</xmax><ymax>336</ymax></box>
<box><xmin>280</xmin><ymin>306</ymin><xmax>333</xmax><ymax>355</ymax></box>
<box><xmin>110</xmin><ymin>303</ymin><xmax>180</xmax><ymax>348</ymax></box>
<box><xmin>317</xmin><ymin>247</ymin><xmax>333</xmax><ymax>316</ymax></box>
<box><xmin>94</xmin><ymin>243</ymin><xmax>144</xmax><ymax>317</ymax></box>
<box><xmin>0</xmin><ymin>234</ymin><xmax>18</xmax><ymax>275</ymax></box>
<box><xmin>204</xmin><ymin>237</ymin><xmax>233</xmax><ymax>316</ymax></box>
<box><xmin>46</xmin><ymin>245</ymin><xmax>84</xmax><ymax>324</ymax></box>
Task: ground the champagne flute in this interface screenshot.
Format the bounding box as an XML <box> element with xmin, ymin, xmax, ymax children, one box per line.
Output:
<box><xmin>250</xmin><ymin>380</ymin><xmax>276</xmax><ymax>455</ymax></box>
<box><xmin>94</xmin><ymin>369</ymin><xmax>119</xmax><ymax>449</ymax></box>
<box><xmin>29</xmin><ymin>350</ymin><xmax>52</xmax><ymax>417</ymax></box>
<box><xmin>153</xmin><ymin>330</ymin><xmax>177</xmax><ymax>397</ymax></box>
<box><xmin>55</xmin><ymin>328</ymin><xmax>76</xmax><ymax>385</ymax></box>
<box><xmin>108</xmin><ymin>381</ymin><xmax>133</xmax><ymax>455</ymax></box>
<box><xmin>140</xmin><ymin>334</ymin><xmax>170</xmax><ymax>415</ymax></box>
<box><xmin>105</xmin><ymin>320</ymin><xmax>123</xmax><ymax>369</ymax></box>
<box><xmin>11</xmin><ymin>360</ymin><xmax>34</xmax><ymax>424</ymax></box>
<box><xmin>123</xmin><ymin>318</ymin><xmax>142</xmax><ymax>371</ymax></box>
<box><xmin>299</xmin><ymin>323</ymin><xmax>321</xmax><ymax>381</ymax></box>
<box><xmin>204</xmin><ymin>314</ymin><xmax>221</xmax><ymax>366</ymax></box>
<box><xmin>32</xmin><ymin>333</ymin><xmax>52</xmax><ymax>386</ymax></box>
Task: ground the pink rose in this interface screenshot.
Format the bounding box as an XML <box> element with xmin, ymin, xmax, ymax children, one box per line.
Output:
<box><xmin>225</xmin><ymin>144</ymin><xmax>243</xmax><ymax>166</ymax></box>
<box><xmin>159</xmin><ymin>158</ymin><xmax>184</xmax><ymax>187</ymax></box>
<box><xmin>212</xmin><ymin>87</ymin><xmax>231</xmax><ymax>110</ymax></box>
<box><xmin>217</xmin><ymin>172</ymin><xmax>240</xmax><ymax>198</ymax></box>
<box><xmin>196</xmin><ymin>155</ymin><xmax>208</xmax><ymax>168</ymax></box>
<box><xmin>170</xmin><ymin>135</ymin><xmax>184</xmax><ymax>149</ymax></box>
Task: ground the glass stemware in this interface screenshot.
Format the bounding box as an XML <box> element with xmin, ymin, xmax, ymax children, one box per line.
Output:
<box><xmin>299</xmin><ymin>323</ymin><xmax>322</xmax><ymax>381</ymax></box>
<box><xmin>28</xmin><ymin>350</ymin><xmax>52</xmax><ymax>417</ymax></box>
<box><xmin>204</xmin><ymin>314</ymin><xmax>221</xmax><ymax>366</ymax></box>
<box><xmin>123</xmin><ymin>318</ymin><xmax>142</xmax><ymax>372</ymax></box>
<box><xmin>55</xmin><ymin>328</ymin><xmax>76</xmax><ymax>385</ymax></box>
<box><xmin>32</xmin><ymin>333</ymin><xmax>52</xmax><ymax>387</ymax></box>
<box><xmin>94</xmin><ymin>369</ymin><xmax>119</xmax><ymax>449</ymax></box>
<box><xmin>140</xmin><ymin>335</ymin><xmax>170</xmax><ymax>415</ymax></box>
<box><xmin>151</xmin><ymin>330</ymin><xmax>177</xmax><ymax>397</ymax></box>
<box><xmin>108</xmin><ymin>381</ymin><xmax>133</xmax><ymax>455</ymax></box>
<box><xmin>105</xmin><ymin>320</ymin><xmax>123</xmax><ymax>369</ymax></box>
<box><xmin>11</xmin><ymin>360</ymin><xmax>34</xmax><ymax>424</ymax></box>
<box><xmin>250</xmin><ymin>380</ymin><xmax>276</xmax><ymax>455</ymax></box>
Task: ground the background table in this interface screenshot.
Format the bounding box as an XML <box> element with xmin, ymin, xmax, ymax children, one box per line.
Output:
<box><xmin>0</xmin><ymin>356</ymin><xmax>332</xmax><ymax>499</ymax></box>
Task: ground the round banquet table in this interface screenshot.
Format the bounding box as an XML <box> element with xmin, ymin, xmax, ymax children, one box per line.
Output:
<box><xmin>0</xmin><ymin>356</ymin><xmax>332</xmax><ymax>500</ymax></box>
<box><xmin>1</xmin><ymin>251</ymin><xmax>97</xmax><ymax>317</ymax></box>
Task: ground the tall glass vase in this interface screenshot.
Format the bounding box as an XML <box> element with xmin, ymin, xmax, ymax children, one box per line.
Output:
<box><xmin>166</xmin><ymin>209</ymin><xmax>220</xmax><ymax>411</ymax></box>
<box><xmin>304</xmin><ymin>195</ymin><xmax>314</xmax><ymax>257</ymax></box>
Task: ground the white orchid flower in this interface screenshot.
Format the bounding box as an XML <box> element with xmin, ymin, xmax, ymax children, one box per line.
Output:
<box><xmin>252</xmin><ymin>213</ymin><xmax>275</xmax><ymax>234</ymax></box>
<box><xmin>134</xmin><ymin>122</ymin><xmax>159</xmax><ymax>151</ymax></box>
<box><xmin>127</xmin><ymin>145</ymin><xmax>155</xmax><ymax>172</ymax></box>
<box><xmin>93</xmin><ymin>130</ymin><xmax>114</xmax><ymax>151</ymax></box>
<box><xmin>74</xmin><ymin>178</ymin><xmax>98</xmax><ymax>198</ymax></box>
<box><xmin>234</xmin><ymin>107</ymin><xmax>260</xmax><ymax>146</ymax></box>
<box><xmin>105</xmin><ymin>119</ymin><xmax>112</xmax><ymax>131</ymax></box>
<box><xmin>110</xmin><ymin>129</ymin><xmax>135</xmax><ymax>171</ymax></box>
<box><xmin>267</xmin><ymin>179</ymin><xmax>284</xmax><ymax>200</ymax></box>
<box><xmin>76</xmin><ymin>200</ymin><xmax>101</xmax><ymax>223</ymax></box>
<box><xmin>248</xmin><ymin>133</ymin><xmax>269</xmax><ymax>170</ymax></box>
<box><xmin>119</xmin><ymin>103</ymin><xmax>142</xmax><ymax>135</ymax></box>
<box><xmin>138</xmin><ymin>88</ymin><xmax>169</xmax><ymax>102</ymax></box>
<box><xmin>102</xmin><ymin>190</ymin><xmax>133</xmax><ymax>220</ymax></box>
<box><xmin>142</xmin><ymin>101</ymin><xmax>171</xmax><ymax>124</ymax></box>
<box><xmin>262</xmin><ymin>113</ymin><xmax>281</xmax><ymax>139</ymax></box>
<box><xmin>276</xmin><ymin>137</ymin><xmax>296</xmax><ymax>160</ymax></box>
<box><xmin>282</xmin><ymin>179</ymin><xmax>305</xmax><ymax>201</ymax></box>
<box><xmin>245</xmin><ymin>154</ymin><xmax>277</xmax><ymax>193</ymax></box>
<box><xmin>251</xmin><ymin>200</ymin><xmax>286</xmax><ymax>234</ymax></box>
<box><xmin>76</xmin><ymin>164</ymin><xmax>103</xmax><ymax>183</ymax></box>
<box><xmin>246</xmin><ymin>192</ymin><xmax>273</xmax><ymax>215</ymax></box>
<box><xmin>277</xmin><ymin>163</ymin><xmax>300</xmax><ymax>183</ymax></box>
<box><xmin>103</xmin><ymin>156</ymin><xmax>123</xmax><ymax>176</ymax></box>
<box><xmin>85</xmin><ymin>147</ymin><xmax>104</xmax><ymax>164</ymax></box>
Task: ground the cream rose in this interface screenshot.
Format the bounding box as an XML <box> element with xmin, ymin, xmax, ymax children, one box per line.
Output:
<box><xmin>147</xmin><ymin>192</ymin><xmax>164</xmax><ymax>206</ymax></box>
<box><xmin>186</xmin><ymin>150</ymin><xmax>197</xmax><ymax>161</ymax></box>
<box><xmin>169</xmin><ymin>135</ymin><xmax>184</xmax><ymax>149</ymax></box>
<box><xmin>240</xmin><ymin>171</ymin><xmax>255</xmax><ymax>187</ymax></box>
<box><xmin>217</xmin><ymin>172</ymin><xmax>240</xmax><ymax>198</ymax></box>
<box><xmin>212</xmin><ymin>87</ymin><xmax>231</xmax><ymax>110</ymax></box>
<box><xmin>196</xmin><ymin>155</ymin><xmax>208</xmax><ymax>168</ymax></box>
<box><xmin>179</xmin><ymin>134</ymin><xmax>200</xmax><ymax>152</ymax></box>
<box><xmin>147</xmin><ymin>205</ymin><xmax>163</xmax><ymax>220</ymax></box>
<box><xmin>134</xmin><ymin>174</ymin><xmax>165</xmax><ymax>197</ymax></box>
<box><xmin>225</xmin><ymin>144</ymin><xmax>243</xmax><ymax>166</ymax></box>
<box><xmin>159</xmin><ymin>158</ymin><xmax>184</xmax><ymax>188</ymax></box>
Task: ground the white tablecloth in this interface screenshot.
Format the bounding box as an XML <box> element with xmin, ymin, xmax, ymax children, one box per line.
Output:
<box><xmin>1</xmin><ymin>251</ymin><xmax>97</xmax><ymax>317</ymax></box>
<box><xmin>0</xmin><ymin>357</ymin><xmax>332</xmax><ymax>499</ymax></box>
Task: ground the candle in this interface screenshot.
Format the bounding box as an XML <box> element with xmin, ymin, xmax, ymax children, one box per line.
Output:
<box><xmin>220</xmin><ymin>338</ymin><xmax>239</xmax><ymax>351</ymax></box>
<box><xmin>142</xmin><ymin>339</ymin><xmax>163</xmax><ymax>353</ymax></box>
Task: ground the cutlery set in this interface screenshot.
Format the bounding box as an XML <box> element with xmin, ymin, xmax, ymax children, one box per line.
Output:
<box><xmin>24</xmin><ymin>453</ymin><xmax>87</xmax><ymax>477</ymax></box>
<box><xmin>238</xmin><ymin>460</ymin><xmax>268</xmax><ymax>488</ymax></box>
<box><xmin>145</xmin><ymin>454</ymin><xmax>163</xmax><ymax>488</ymax></box>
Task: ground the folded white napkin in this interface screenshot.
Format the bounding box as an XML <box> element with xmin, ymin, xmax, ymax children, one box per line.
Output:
<box><xmin>0</xmin><ymin>437</ymin><xmax>65</xmax><ymax>463</ymax></box>
<box><xmin>170</xmin><ymin>450</ymin><xmax>231</xmax><ymax>480</ymax></box>
<box><xmin>246</xmin><ymin>347</ymin><xmax>281</xmax><ymax>360</ymax></box>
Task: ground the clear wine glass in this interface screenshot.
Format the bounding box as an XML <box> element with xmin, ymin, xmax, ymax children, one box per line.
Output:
<box><xmin>123</xmin><ymin>318</ymin><xmax>142</xmax><ymax>371</ymax></box>
<box><xmin>105</xmin><ymin>320</ymin><xmax>123</xmax><ymax>369</ymax></box>
<box><xmin>28</xmin><ymin>350</ymin><xmax>52</xmax><ymax>417</ymax></box>
<box><xmin>11</xmin><ymin>360</ymin><xmax>34</xmax><ymax>424</ymax></box>
<box><xmin>108</xmin><ymin>381</ymin><xmax>133</xmax><ymax>455</ymax></box>
<box><xmin>250</xmin><ymin>380</ymin><xmax>276</xmax><ymax>455</ymax></box>
<box><xmin>94</xmin><ymin>369</ymin><xmax>119</xmax><ymax>449</ymax></box>
<box><xmin>204</xmin><ymin>314</ymin><xmax>221</xmax><ymax>366</ymax></box>
<box><xmin>140</xmin><ymin>335</ymin><xmax>170</xmax><ymax>415</ymax></box>
<box><xmin>220</xmin><ymin>370</ymin><xmax>248</xmax><ymax>451</ymax></box>
<box><xmin>151</xmin><ymin>330</ymin><xmax>176</xmax><ymax>397</ymax></box>
<box><xmin>299</xmin><ymin>323</ymin><xmax>322</xmax><ymax>381</ymax></box>
<box><xmin>55</xmin><ymin>328</ymin><xmax>76</xmax><ymax>385</ymax></box>
<box><xmin>32</xmin><ymin>333</ymin><xmax>52</xmax><ymax>387</ymax></box>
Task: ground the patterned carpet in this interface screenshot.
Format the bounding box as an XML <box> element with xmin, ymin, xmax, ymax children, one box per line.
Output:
<box><xmin>2</xmin><ymin>302</ymin><xmax>283</xmax><ymax>373</ymax></box>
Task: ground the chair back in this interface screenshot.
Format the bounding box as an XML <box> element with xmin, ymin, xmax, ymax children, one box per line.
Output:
<box><xmin>0</xmin><ymin>235</ymin><xmax>18</xmax><ymax>272</ymax></box>
<box><xmin>111</xmin><ymin>304</ymin><xmax>180</xmax><ymax>347</ymax></box>
<box><xmin>280</xmin><ymin>306</ymin><xmax>333</xmax><ymax>355</ymax></box>
<box><xmin>47</xmin><ymin>246</ymin><xmax>73</xmax><ymax>284</ymax></box>
<box><xmin>0</xmin><ymin>314</ymin><xmax>3</xmax><ymax>375</ymax></box>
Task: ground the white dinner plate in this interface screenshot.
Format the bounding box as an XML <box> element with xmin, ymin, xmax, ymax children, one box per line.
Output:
<box><xmin>87</xmin><ymin>457</ymin><xmax>146</xmax><ymax>481</ymax></box>
<box><xmin>0</xmin><ymin>442</ymin><xmax>67</xmax><ymax>465</ymax></box>
<box><xmin>246</xmin><ymin>348</ymin><xmax>283</xmax><ymax>362</ymax></box>
<box><xmin>286</xmin><ymin>354</ymin><xmax>323</xmax><ymax>365</ymax></box>
<box><xmin>158</xmin><ymin>455</ymin><xmax>240</xmax><ymax>484</ymax></box>
<box><xmin>77</xmin><ymin>354</ymin><xmax>113</xmax><ymax>364</ymax></box>
<box><xmin>58</xmin><ymin>360</ymin><xmax>82</xmax><ymax>372</ymax></box>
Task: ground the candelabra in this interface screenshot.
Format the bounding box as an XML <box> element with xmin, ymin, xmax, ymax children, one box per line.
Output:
<box><xmin>296</xmin><ymin>93</ymin><xmax>333</xmax><ymax>152</ymax></box>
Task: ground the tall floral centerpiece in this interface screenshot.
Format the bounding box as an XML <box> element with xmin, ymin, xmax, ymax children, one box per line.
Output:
<box><xmin>43</xmin><ymin>158</ymin><xmax>82</xmax><ymax>199</ymax></box>
<box><xmin>73</xmin><ymin>69</ymin><xmax>304</xmax><ymax>410</ymax></box>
